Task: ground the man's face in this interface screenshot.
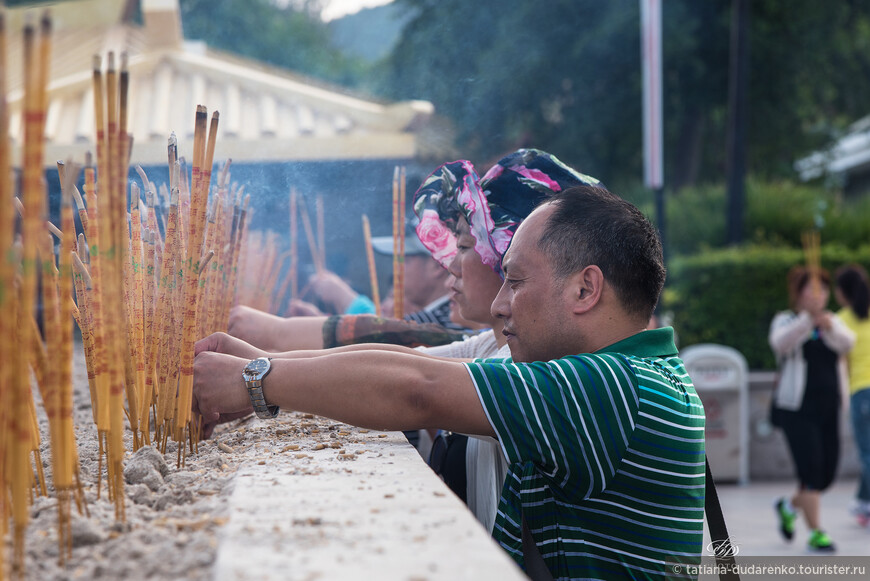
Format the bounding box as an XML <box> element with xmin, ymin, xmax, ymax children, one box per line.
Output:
<box><xmin>491</xmin><ymin>204</ymin><xmax>576</xmax><ymax>363</ymax></box>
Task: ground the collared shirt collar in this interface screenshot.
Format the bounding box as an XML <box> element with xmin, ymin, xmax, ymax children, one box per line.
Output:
<box><xmin>595</xmin><ymin>327</ymin><xmax>678</xmax><ymax>359</ymax></box>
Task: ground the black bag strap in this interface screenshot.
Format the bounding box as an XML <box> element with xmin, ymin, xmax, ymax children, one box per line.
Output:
<box><xmin>705</xmin><ymin>457</ymin><xmax>740</xmax><ymax>580</ymax></box>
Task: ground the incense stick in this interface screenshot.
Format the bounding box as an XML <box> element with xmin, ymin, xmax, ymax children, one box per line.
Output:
<box><xmin>397</xmin><ymin>166</ymin><xmax>406</xmax><ymax>318</ymax></box>
<box><xmin>362</xmin><ymin>214</ymin><xmax>381</xmax><ymax>317</ymax></box>
<box><xmin>298</xmin><ymin>194</ymin><xmax>323</xmax><ymax>274</ymax></box>
<box><xmin>316</xmin><ymin>194</ymin><xmax>325</xmax><ymax>270</ymax></box>
<box><xmin>391</xmin><ymin>166</ymin><xmax>406</xmax><ymax>318</ymax></box>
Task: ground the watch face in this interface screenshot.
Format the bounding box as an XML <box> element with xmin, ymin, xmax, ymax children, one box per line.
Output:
<box><xmin>245</xmin><ymin>358</ymin><xmax>270</xmax><ymax>378</ymax></box>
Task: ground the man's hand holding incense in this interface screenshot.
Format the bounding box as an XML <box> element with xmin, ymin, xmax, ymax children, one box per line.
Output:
<box><xmin>192</xmin><ymin>350</ymin><xmax>253</xmax><ymax>439</ymax></box>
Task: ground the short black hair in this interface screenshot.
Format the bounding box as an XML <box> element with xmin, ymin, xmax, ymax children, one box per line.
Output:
<box><xmin>536</xmin><ymin>185</ymin><xmax>666</xmax><ymax>321</ymax></box>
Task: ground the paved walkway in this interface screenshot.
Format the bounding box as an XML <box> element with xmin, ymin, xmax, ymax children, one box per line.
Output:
<box><xmin>706</xmin><ymin>478</ymin><xmax>870</xmax><ymax>556</ymax></box>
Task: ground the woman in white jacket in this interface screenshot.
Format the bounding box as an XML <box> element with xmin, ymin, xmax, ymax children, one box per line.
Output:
<box><xmin>769</xmin><ymin>265</ymin><xmax>855</xmax><ymax>552</ymax></box>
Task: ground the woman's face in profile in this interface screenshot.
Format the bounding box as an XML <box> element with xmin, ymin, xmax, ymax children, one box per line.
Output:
<box><xmin>446</xmin><ymin>218</ymin><xmax>503</xmax><ymax>328</ymax></box>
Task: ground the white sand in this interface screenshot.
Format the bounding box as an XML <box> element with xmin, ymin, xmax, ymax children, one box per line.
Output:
<box><xmin>21</xmin><ymin>340</ymin><xmax>363</xmax><ymax>580</ymax></box>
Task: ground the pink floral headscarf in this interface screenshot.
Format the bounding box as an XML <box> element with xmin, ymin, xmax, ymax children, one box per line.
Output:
<box><xmin>413</xmin><ymin>149</ymin><xmax>601</xmax><ymax>278</ymax></box>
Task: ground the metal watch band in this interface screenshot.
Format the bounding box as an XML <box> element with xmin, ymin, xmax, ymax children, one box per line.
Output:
<box><xmin>243</xmin><ymin>357</ymin><xmax>279</xmax><ymax>420</ymax></box>
<box><xmin>246</xmin><ymin>379</ymin><xmax>279</xmax><ymax>419</ymax></box>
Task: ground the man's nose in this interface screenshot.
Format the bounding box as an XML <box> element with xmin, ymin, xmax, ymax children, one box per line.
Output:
<box><xmin>490</xmin><ymin>282</ymin><xmax>509</xmax><ymax>319</ymax></box>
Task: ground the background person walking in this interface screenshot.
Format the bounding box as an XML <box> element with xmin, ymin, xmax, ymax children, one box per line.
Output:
<box><xmin>835</xmin><ymin>264</ymin><xmax>870</xmax><ymax>526</ymax></box>
<box><xmin>769</xmin><ymin>265</ymin><xmax>855</xmax><ymax>552</ymax></box>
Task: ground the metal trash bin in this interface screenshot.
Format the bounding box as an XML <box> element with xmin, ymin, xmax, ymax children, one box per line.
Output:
<box><xmin>680</xmin><ymin>344</ymin><xmax>749</xmax><ymax>485</ymax></box>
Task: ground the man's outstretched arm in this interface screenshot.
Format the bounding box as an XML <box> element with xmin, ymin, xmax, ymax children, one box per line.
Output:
<box><xmin>192</xmin><ymin>348</ymin><xmax>496</xmax><ymax>439</ymax></box>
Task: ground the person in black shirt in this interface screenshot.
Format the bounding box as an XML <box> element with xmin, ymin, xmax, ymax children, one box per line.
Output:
<box><xmin>769</xmin><ymin>265</ymin><xmax>855</xmax><ymax>552</ymax></box>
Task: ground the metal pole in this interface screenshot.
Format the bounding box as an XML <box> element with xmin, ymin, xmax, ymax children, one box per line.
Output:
<box><xmin>726</xmin><ymin>0</ymin><xmax>750</xmax><ymax>245</ymax></box>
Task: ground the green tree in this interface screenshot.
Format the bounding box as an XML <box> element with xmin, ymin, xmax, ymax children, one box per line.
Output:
<box><xmin>179</xmin><ymin>0</ymin><xmax>367</xmax><ymax>87</ymax></box>
<box><xmin>177</xmin><ymin>0</ymin><xmax>870</xmax><ymax>197</ymax></box>
<box><xmin>380</xmin><ymin>0</ymin><xmax>870</xmax><ymax>191</ymax></box>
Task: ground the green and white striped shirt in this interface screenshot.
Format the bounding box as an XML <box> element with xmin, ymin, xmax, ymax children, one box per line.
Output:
<box><xmin>465</xmin><ymin>328</ymin><xmax>705</xmax><ymax>580</ymax></box>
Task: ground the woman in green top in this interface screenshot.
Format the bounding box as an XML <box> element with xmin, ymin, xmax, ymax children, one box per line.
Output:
<box><xmin>835</xmin><ymin>264</ymin><xmax>870</xmax><ymax>526</ymax></box>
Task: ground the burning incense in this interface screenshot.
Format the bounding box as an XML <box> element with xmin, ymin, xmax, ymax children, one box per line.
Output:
<box><xmin>130</xmin><ymin>186</ymin><xmax>149</xmax><ymax>447</ymax></box>
<box><xmin>273</xmin><ymin>190</ymin><xmax>298</xmax><ymax>314</ymax></box>
<box><xmin>290</xmin><ymin>189</ymin><xmax>298</xmax><ymax>300</ymax></box>
<box><xmin>176</xmin><ymin>107</ymin><xmax>219</xmax><ymax>454</ymax></box>
<box><xmin>398</xmin><ymin>166</ymin><xmax>406</xmax><ymax>317</ymax></box>
<box><xmin>91</xmin><ymin>51</ymin><xmax>133</xmax><ymax>518</ymax></box>
<box><xmin>362</xmin><ymin>214</ymin><xmax>381</xmax><ymax>316</ymax></box>
<box><xmin>13</xmin><ymin>18</ymin><xmax>46</xmax><ymax>572</ymax></box>
<box><xmin>83</xmin><ymin>162</ymin><xmax>108</xmax><ymax>432</ymax></box>
<box><xmin>8</xmin><ymin>13</ymin><xmax>63</xmax><ymax>570</ymax></box>
<box><xmin>71</xmin><ymin>183</ymin><xmax>89</xmax><ymax>240</ymax></box>
<box><xmin>153</xmin><ymin>184</ymin><xmax>181</xmax><ymax>439</ymax></box>
<box><xmin>202</xmin><ymin>197</ymin><xmax>224</xmax><ymax>337</ymax></box>
<box><xmin>0</xmin><ymin>14</ymin><xmax>12</xmax><ymax>573</ymax></box>
<box><xmin>298</xmin><ymin>194</ymin><xmax>323</xmax><ymax>274</ymax></box>
<box><xmin>801</xmin><ymin>230</ymin><xmax>823</xmax><ymax>297</ymax></box>
<box><xmin>55</xmin><ymin>160</ymin><xmax>83</xmax><ymax>562</ymax></box>
<box><xmin>72</xmin><ymin>247</ymin><xmax>98</xmax><ymax>425</ymax></box>
<box><xmin>316</xmin><ymin>194</ymin><xmax>325</xmax><ymax>270</ymax></box>
<box><xmin>142</xmin><ymin>227</ymin><xmax>157</xmax><ymax>433</ymax></box>
<box><xmin>392</xmin><ymin>166</ymin><xmax>406</xmax><ymax>319</ymax></box>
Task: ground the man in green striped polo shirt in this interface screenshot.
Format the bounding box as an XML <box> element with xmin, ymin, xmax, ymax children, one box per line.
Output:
<box><xmin>194</xmin><ymin>184</ymin><xmax>705</xmax><ymax>580</ymax></box>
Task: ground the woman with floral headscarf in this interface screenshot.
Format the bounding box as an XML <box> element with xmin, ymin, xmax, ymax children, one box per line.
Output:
<box><xmin>410</xmin><ymin>149</ymin><xmax>601</xmax><ymax>529</ymax></box>
<box><xmin>207</xmin><ymin>149</ymin><xmax>600</xmax><ymax>531</ymax></box>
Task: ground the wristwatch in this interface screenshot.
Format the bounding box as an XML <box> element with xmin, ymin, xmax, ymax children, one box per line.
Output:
<box><xmin>242</xmin><ymin>357</ymin><xmax>279</xmax><ymax>419</ymax></box>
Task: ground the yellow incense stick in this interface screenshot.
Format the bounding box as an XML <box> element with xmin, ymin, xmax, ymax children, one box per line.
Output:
<box><xmin>362</xmin><ymin>214</ymin><xmax>381</xmax><ymax>316</ymax></box>
<box><xmin>298</xmin><ymin>194</ymin><xmax>322</xmax><ymax>274</ymax></box>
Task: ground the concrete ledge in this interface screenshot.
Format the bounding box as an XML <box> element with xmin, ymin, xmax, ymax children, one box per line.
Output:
<box><xmin>213</xmin><ymin>415</ymin><xmax>525</xmax><ymax>581</ymax></box>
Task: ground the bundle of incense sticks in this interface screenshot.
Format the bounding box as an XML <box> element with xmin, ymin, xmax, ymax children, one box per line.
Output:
<box><xmin>88</xmin><ymin>51</ymin><xmax>133</xmax><ymax>519</ymax></box>
<box><xmin>239</xmin><ymin>188</ymin><xmax>332</xmax><ymax>316</ymax></box>
<box><xmin>801</xmin><ymin>230</ymin><xmax>823</xmax><ymax>297</ymax></box>
<box><xmin>74</xmin><ymin>123</ymin><xmax>247</xmax><ymax>459</ymax></box>
<box><xmin>236</xmin><ymin>229</ymin><xmax>281</xmax><ymax>311</ymax></box>
<box><xmin>298</xmin><ymin>193</ymin><xmax>324</xmax><ymax>275</ymax></box>
<box><xmin>272</xmin><ymin>188</ymin><xmax>299</xmax><ymax>314</ymax></box>
<box><xmin>0</xmin><ymin>13</ymin><xmax>38</xmax><ymax>575</ymax></box>
<box><xmin>0</xmin><ymin>16</ymin><xmax>257</xmax><ymax>575</ymax></box>
<box><xmin>2</xmin><ymin>12</ymin><xmax>90</xmax><ymax>572</ymax></box>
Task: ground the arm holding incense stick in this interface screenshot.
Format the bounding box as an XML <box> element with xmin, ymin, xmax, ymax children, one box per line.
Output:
<box><xmin>195</xmin><ymin>331</ymin><xmax>453</xmax><ymax>367</ymax></box>
<box><xmin>307</xmin><ymin>270</ymin><xmax>377</xmax><ymax>314</ymax></box>
<box><xmin>227</xmin><ymin>305</ymin><xmax>327</xmax><ymax>351</ymax></box>
<box><xmin>191</xmin><ymin>341</ymin><xmax>492</xmax><ymax>439</ymax></box>
<box><xmin>227</xmin><ymin>304</ymin><xmax>468</xmax><ymax>352</ymax></box>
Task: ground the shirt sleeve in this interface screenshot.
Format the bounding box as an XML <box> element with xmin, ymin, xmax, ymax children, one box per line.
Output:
<box><xmin>465</xmin><ymin>354</ymin><xmax>641</xmax><ymax>497</ymax></box>
<box><xmin>419</xmin><ymin>330</ymin><xmax>498</xmax><ymax>359</ymax></box>
<box><xmin>769</xmin><ymin>310</ymin><xmax>813</xmax><ymax>356</ymax></box>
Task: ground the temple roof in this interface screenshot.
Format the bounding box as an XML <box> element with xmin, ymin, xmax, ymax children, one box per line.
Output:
<box><xmin>5</xmin><ymin>0</ymin><xmax>434</xmax><ymax>167</ymax></box>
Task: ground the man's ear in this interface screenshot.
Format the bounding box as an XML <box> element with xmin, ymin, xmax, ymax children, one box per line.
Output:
<box><xmin>569</xmin><ymin>265</ymin><xmax>604</xmax><ymax>315</ymax></box>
